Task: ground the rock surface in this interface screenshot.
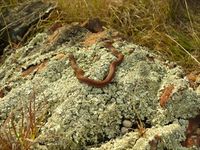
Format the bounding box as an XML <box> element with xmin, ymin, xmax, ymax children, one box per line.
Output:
<box><xmin>0</xmin><ymin>0</ymin><xmax>55</xmax><ymax>55</ymax></box>
<box><xmin>0</xmin><ymin>24</ymin><xmax>199</xmax><ymax>150</ymax></box>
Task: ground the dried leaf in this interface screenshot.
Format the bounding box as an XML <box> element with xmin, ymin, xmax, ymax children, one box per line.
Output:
<box><xmin>160</xmin><ymin>84</ymin><xmax>174</xmax><ymax>107</ymax></box>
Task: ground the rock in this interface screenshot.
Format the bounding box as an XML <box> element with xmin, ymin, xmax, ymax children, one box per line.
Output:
<box><xmin>0</xmin><ymin>24</ymin><xmax>199</xmax><ymax>150</ymax></box>
<box><xmin>122</xmin><ymin>119</ymin><xmax>133</xmax><ymax>128</ymax></box>
<box><xmin>120</xmin><ymin>127</ymin><xmax>129</xmax><ymax>134</ymax></box>
<box><xmin>0</xmin><ymin>0</ymin><xmax>55</xmax><ymax>55</ymax></box>
<box><xmin>82</xmin><ymin>18</ymin><xmax>104</xmax><ymax>33</ymax></box>
<box><xmin>91</xmin><ymin>122</ymin><xmax>187</xmax><ymax>150</ymax></box>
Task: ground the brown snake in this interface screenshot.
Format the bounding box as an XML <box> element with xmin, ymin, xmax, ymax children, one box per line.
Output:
<box><xmin>68</xmin><ymin>42</ymin><xmax>124</xmax><ymax>87</ymax></box>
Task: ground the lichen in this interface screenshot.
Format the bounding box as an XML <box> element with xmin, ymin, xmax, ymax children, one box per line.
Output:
<box><xmin>0</xmin><ymin>26</ymin><xmax>199</xmax><ymax>149</ymax></box>
<box><xmin>90</xmin><ymin>121</ymin><xmax>188</xmax><ymax>150</ymax></box>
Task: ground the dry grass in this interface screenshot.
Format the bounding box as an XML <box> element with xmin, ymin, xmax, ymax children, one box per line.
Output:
<box><xmin>54</xmin><ymin>0</ymin><xmax>200</xmax><ymax>72</ymax></box>
<box><xmin>1</xmin><ymin>0</ymin><xmax>199</xmax><ymax>72</ymax></box>
<box><xmin>0</xmin><ymin>88</ymin><xmax>49</xmax><ymax>150</ymax></box>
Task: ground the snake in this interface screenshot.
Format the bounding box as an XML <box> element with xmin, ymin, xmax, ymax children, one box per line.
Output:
<box><xmin>68</xmin><ymin>42</ymin><xmax>124</xmax><ymax>88</ymax></box>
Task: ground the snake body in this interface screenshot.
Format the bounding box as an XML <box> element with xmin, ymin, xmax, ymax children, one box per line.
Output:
<box><xmin>68</xmin><ymin>43</ymin><xmax>124</xmax><ymax>87</ymax></box>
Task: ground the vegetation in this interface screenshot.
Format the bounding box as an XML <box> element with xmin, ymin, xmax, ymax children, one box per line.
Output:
<box><xmin>1</xmin><ymin>0</ymin><xmax>199</xmax><ymax>72</ymax></box>
<box><xmin>0</xmin><ymin>88</ymin><xmax>48</xmax><ymax>150</ymax></box>
<box><xmin>54</xmin><ymin>0</ymin><xmax>200</xmax><ymax>73</ymax></box>
<box><xmin>0</xmin><ymin>0</ymin><xmax>199</xmax><ymax>149</ymax></box>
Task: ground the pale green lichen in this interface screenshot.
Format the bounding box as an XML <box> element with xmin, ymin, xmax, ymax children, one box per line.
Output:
<box><xmin>90</xmin><ymin>121</ymin><xmax>188</xmax><ymax>150</ymax></box>
<box><xmin>0</xmin><ymin>26</ymin><xmax>199</xmax><ymax>149</ymax></box>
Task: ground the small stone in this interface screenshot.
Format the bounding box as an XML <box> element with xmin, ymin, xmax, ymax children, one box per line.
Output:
<box><xmin>195</xmin><ymin>128</ymin><xmax>200</xmax><ymax>135</ymax></box>
<box><xmin>121</xmin><ymin>127</ymin><xmax>129</xmax><ymax>134</ymax></box>
<box><xmin>122</xmin><ymin>119</ymin><xmax>133</xmax><ymax>128</ymax></box>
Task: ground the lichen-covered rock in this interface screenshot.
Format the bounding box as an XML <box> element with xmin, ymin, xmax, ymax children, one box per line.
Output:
<box><xmin>0</xmin><ymin>25</ymin><xmax>199</xmax><ymax>150</ymax></box>
<box><xmin>90</xmin><ymin>121</ymin><xmax>187</xmax><ymax>150</ymax></box>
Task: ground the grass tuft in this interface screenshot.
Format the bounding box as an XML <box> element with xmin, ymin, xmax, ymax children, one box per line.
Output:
<box><xmin>0</xmin><ymin>88</ymin><xmax>49</xmax><ymax>150</ymax></box>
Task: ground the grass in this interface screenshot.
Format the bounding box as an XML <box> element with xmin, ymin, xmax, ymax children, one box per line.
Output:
<box><xmin>53</xmin><ymin>0</ymin><xmax>200</xmax><ymax>73</ymax></box>
<box><xmin>1</xmin><ymin>0</ymin><xmax>199</xmax><ymax>72</ymax></box>
<box><xmin>0</xmin><ymin>88</ymin><xmax>49</xmax><ymax>150</ymax></box>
